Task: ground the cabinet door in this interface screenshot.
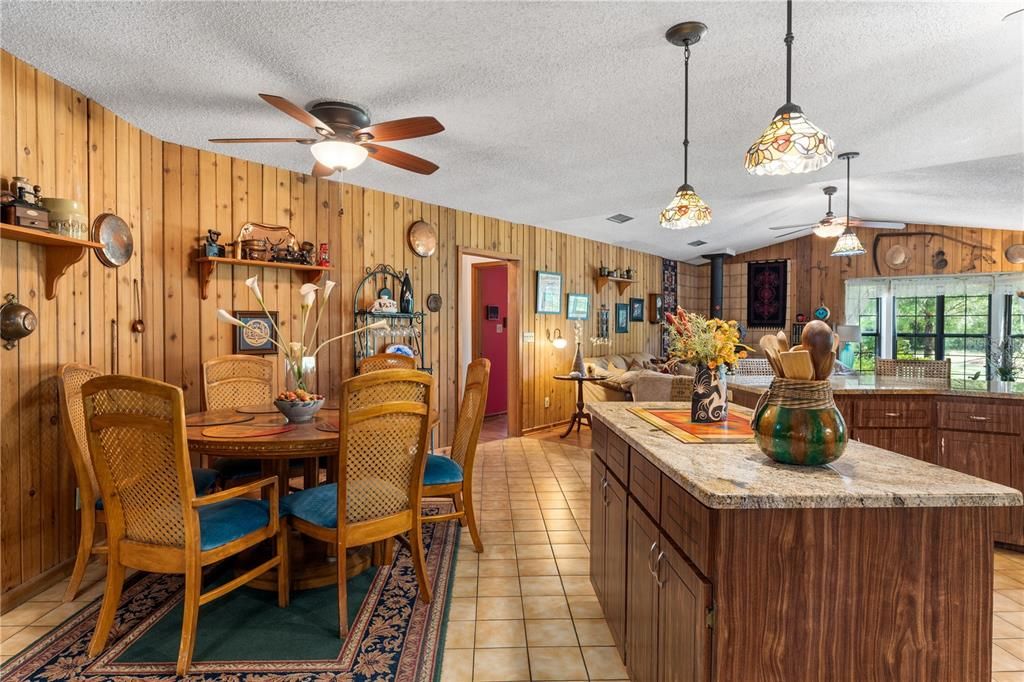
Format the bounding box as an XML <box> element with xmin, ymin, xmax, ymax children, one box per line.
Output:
<box><xmin>626</xmin><ymin>499</ymin><xmax>659</xmax><ymax>682</ymax></box>
<box><xmin>657</xmin><ymin>536</ymin><xmax>712</xmax><ymax>682</ymax></box>
<box><xmin>938</xmin><ymin>430</ymin><xmax>1024</xmax><ymax>544</ymax></box>
<box><xmin>590</xmin><ymin>457</ymin><xmax>607</xmax><ymax>605</ymax></box>
<box><xmin>856</xmin><ymin>428</ymin><xmax>935</xmax><ymax>463</ymax></box>
<box><xmin>605</xmin><ymin>473</ymin><xmax>629</xmax><ymax>657</ymax></box>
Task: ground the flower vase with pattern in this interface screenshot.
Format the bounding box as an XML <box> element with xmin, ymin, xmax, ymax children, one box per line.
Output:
<box><xmin>691</xmin><ymin>363</ymin><xmax>728</xmax><ymax>423</ymax></box>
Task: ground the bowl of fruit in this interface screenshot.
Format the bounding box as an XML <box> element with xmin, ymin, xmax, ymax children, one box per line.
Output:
<box><xmin>273</xmin><ymin>389</ymin><xmax>325</xmax><ymax>424</ymax></box>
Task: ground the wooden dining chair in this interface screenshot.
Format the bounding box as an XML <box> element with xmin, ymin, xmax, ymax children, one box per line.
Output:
<box><xmin>82</xmin><ymin>375</ymin><xmax>288</xmax><ymax>676</ymax></box>
<box><xmin>422</xmin><ymin>358</ymin><xmax>490</xmax><ymax>552</ymax></box>
<box><xmin>201</xmin><ymin>354</ymin><xmax>274</xmax><ymax>484</ymax></box>
<box><xmin>281</xmin><ymin>368</ymin><xmax>435</xmax><ymax>637</ymax></box>
<box><xmin>358</xmin><ymin>352</ymin><xmax>416</xmax><ymax>373</ymax></box>
<box><xmin>58</xmin><ymin>363</ymin><xmax>218</xmax><ymax>602</ymax></box>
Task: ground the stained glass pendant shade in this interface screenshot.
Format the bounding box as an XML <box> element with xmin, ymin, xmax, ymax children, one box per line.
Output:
<box><xmin>660</xmin><ymin>22</ymin><xmax>712</xmax><ymax>230</ymax></box>
<box><xmin>831</xmin><ymin>152</ymin><xmax>866</xmax><ymax>257</ymax></box>
<box><xmin>745</xmin><ymin>0</ymin><xmax>834</xmax><ymax>176</ymax></box>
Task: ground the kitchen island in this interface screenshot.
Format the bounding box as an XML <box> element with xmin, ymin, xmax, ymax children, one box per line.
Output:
<box><xmin>588</xmin><ymin>401</ymin><xmax>1022</xmax><ymax>682</ymax></box>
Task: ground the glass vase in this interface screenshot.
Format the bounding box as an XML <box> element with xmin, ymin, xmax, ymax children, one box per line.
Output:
<box><xmin>285</xmin><ymin>355</ymin><xmax>317</xmax><ymax>395</ymax></box>
<box><xmin>571</xmin><ymin>342</ymin><xmax>586</xmax><ymax>376</ymax></box>
<box><xmin>690</xmin><ymin>363</ymin><xmax>728</xmax><ymax>423</ymax></box>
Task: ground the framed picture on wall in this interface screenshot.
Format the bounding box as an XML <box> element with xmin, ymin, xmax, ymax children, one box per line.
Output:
<box><xmin>629</xmin><ymin>297</ymin><xmax>644</xmax><ymax>322</ymax></box>
<box><xmin>615</xmin><ymin>303</ymin><xmax>629</xmax><ymax>333</ymax></box>
<box><xmin>566</xmin><ymin>293</ymin><xmax>590</xmax><ymax>320</ymax></box>
<box><xmin>233</xmin><ymin>310</ymin><xmax>279</xmax><ymax>355</ymax></box>
<box><xmin>649</xmin><ymin>293</ymin><xmax>664</xmax><ymax>323</ymax></box>
<box><xmin>598</xmin><ymin>305</ymin><xmax>610</xmax><ymax>339</ymax></box>
<box><xmin>486</xmin><ymin>305</ymin><xmax>500</xmax><ymax>321</ymax></box>
<box><xmin>536</xmin><ymin>271</ymin><xmax>563</xmax><ymax>314</ymax></box>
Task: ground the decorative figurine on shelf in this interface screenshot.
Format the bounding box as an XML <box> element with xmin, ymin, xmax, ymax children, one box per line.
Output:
<box><xmin>299</xmin><ymin>241</ymin><xmax>316</xmax><ymax>265</ymax></box>
<box><xmin>271</xmin><ymin>243</ymin><xmax>313</xmax><ymax>265</ymax></box>
<box><xmin>623</xmin><ymin>267</ymin><xmax>634</xmax><ymax>280</ymax></box>
<box><xmin>399</xmin><ymin>270</ymin><xmax>414</xmax><ymax>314</ymax></box>
<box><xmin>1</xmin><ymin>177</ymin><xmax>50</xmax><ymax>230</ymax></box>
<box><xmin>599</xmin><ymin>263</ymin><xmax>610</xmax><ymax>277</ymax></box>
<box><xmin>204</xmin><ymin>230</ymin><xmax>226</xmax><ymax>258</ymax></box>
<box><xmin>370</xmin><ymin>287</ymin><xmax>399</xmax><ymax>314</ymax></box>
<box><xmin>318</xmin><ymin>242</ymin><xmax>331</xmax><ymax>267</ymax></box>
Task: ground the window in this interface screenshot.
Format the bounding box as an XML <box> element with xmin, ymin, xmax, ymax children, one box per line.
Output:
<box><xmin>942</xmin><ymin>294</ymin><xmax>990</xmax><ymax>383</ymax></box>
<box><xmin>894</xmin><ymin>296</ymin><xmax>938</xmax><ymax>361</ymax></box>
<box><xmin>853</xmin><ymin>297</ymin><xmax>879</xmax><ymax>371</ymax></box>
<box><xmin>1002</xmin><ymin>293</ymin><xmax>1024</xmax><ymax>381</ymax></box>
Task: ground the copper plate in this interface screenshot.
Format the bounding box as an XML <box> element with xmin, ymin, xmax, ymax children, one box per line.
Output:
<box><xmin>1006</xmin><ymin>244</ymin><xmax>1024</xmax><ymax>265</ymax></box>
<box><xmin>91</xmin><ymin>213</ymin><xmax>134</xmax><ymax>267</ymax></box>
<box><xmin>185</xmin><ymin>413</ymin><xmax>254</xmax><ymax>427</ymax></box>
<box><xmin>427</xmin><ymin>293</ymin><xmax>442</xmax><ymax>312</ymax></box>
<box><xmin>408</xmin><ymin>220</ymin><xmax>437</xmax><ymax>257</ymax></box>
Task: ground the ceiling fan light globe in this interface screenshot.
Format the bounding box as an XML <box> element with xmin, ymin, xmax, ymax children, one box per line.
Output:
<box><xmin>812</xmin><ymin>216</ymin><xmax>846</xmax><ymax>238</ymax></box>
<box><xmin>745</xmin><ymin>109</ymin><xmax>835</xmax><ymax>176</ymax></box>
<box><xmin>310</xmin><ymin>140</ymin><xmax>368</xmax><ymax>172</ymax></box>
<box><xmin>830</xmin><ymin>230</ymin><xmax>867</xmax><ymax>257</ymax></box>
<box><xmin>659</xmin><ymin>185</ymin><xmax>712</xmax><ymax>230</ymax></box>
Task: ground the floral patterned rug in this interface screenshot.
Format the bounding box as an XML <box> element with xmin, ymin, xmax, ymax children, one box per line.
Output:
<box><xmin>1</xmin><ymin>504</ymin><xmax>459</xmax><ymax>681</ymax></box>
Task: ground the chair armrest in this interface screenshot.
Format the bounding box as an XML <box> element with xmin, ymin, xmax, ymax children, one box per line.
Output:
<box><xmin>192</xmin><ymin>476</ymin><xmax>278</xmax><ymax>508</ymax></box>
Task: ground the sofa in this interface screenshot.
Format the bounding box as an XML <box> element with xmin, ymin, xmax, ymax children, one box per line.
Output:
<box><xmin>581</xmin><ymin>352</ymin><xmax>694</xmax><ymax>403</ymax></box>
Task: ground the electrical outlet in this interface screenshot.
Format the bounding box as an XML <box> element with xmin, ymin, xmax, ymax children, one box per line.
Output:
<box><xmin>544</xmin><ymin>396</ymin><xmax>550</xmax><ymax>408</ymax></box>
<box><xmin>75</xmin><ymin>487</ymin><xmax>80</xmax><ymax>511</ymax></box>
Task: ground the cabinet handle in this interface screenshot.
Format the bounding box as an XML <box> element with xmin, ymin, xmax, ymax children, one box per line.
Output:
<box><xmin>647</xmin><ymin>542</ymin><xmax>658</xmax><ymax>578</ymax></box>
<box><xmin>884</xmin><ymin>412</ymin><xmax>901</xmax><ymax>417</ymax></box>
<box><xmin>654</xmin><ymin>550</ymin><xmax>666</xmax><ymax>589</ymax></box>
<box><xmin>968</xmin><ymin>415</ymin><xmax>990</xmax><ymax>422</ymax></box>
<box><xmin>602</xmin><ymin>479</ymin><xmax>609</xmax><ymax>506</ymax></box>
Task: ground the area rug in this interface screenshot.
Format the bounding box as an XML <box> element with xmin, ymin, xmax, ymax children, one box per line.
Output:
<box><xmin>1</xmin><ymin>503</ymin><xmax>459</xmax><ymax>681</ymax></box>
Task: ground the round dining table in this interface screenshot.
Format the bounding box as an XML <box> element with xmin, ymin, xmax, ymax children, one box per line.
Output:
<box><xmin>185</xmin><ymin>403</ymin><xmax>364</xmax><ymax>591</ymax></box>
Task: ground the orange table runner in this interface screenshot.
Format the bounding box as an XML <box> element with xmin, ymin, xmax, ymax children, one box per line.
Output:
<box><xmin>628</xmin><ymin>407</ymin><xmax>755</xmax><ymax>444</ymax></box>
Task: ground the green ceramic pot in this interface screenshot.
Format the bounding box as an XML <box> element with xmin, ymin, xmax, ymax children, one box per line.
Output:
<box><xmin>752</xmin><ymin>387</ymin><xmax>848</xmax><ymax>466</ymax></box>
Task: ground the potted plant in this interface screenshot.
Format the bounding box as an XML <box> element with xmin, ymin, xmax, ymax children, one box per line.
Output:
<box><xmin>664</xmin><ymin>307</ymin><xmax>750</xmax><ymax>422</ymax></box>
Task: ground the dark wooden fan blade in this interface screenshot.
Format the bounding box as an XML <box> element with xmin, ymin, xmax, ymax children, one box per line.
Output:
<box><xmin>209</xmin><ymin>137</ymin><xmax>318</xmax><ymax>143</ymax></box>
<box><xmin>311</xmin><ymin>162</ymin><xmax>335</xmax><ymax>178</ymax></box>
<box><xmin>362</xmin><ymin>144</ymin><xmax>438</xmax><ymax>175</ymax></box>
<box><xmin>356</xmin><ymin>117</ymin><xmax>444</xmax><ymax>142</ymax></box>
<box><xmin>258</xmin><ymin>94</ymin><xmax>334</xmax><ymax>135</ymax></box>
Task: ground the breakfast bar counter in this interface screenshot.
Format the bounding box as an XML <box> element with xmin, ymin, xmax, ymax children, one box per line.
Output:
<box><xmin>587</xmin><ymin>401</ymin><xmax>1022</xmax><ymax>682</ymax></box>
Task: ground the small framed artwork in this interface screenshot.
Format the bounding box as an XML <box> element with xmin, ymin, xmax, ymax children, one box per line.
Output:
<box><xmin>598</xmin><ymin>305</ymin><xmax>610</xmax><ymax>340</ymax></box>
<box><xmin>629</xmin><ymin>297</ymin><xmax>644</xmax><ymax>322</ymax></box>
<box><xmin>536</xmin><ymin>271</ymin><xmax>563</xmax><ymax>315</ymax></box>
<box><xmin>615</xmin><ymin>303</ymin><xmax>629</xmax><ymax>333</ymax></box>
<box><xmin>233</xmin><ymin>310</ymin><xmax>278</xmax><ymax>355</ymax></box>
<box><xmin>649</xmin><ymin>293</ymin><xmax>664</xmax><ymax>323</ymax></box>
<box><xmin>566</xmin><ymin>293</ymin><xmax>591</xmax><ymax>320</ymax></box>
<box><xmin>485</xmin><ymin>305</ymin><xmax>500</xmax><ymax>321</ymax></box>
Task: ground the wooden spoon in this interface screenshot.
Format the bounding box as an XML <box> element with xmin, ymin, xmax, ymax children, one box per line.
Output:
<box><xmin>812</xmin><ymin>350</ymin><xmax>836</xmax><ymax>381</ymax></box>
<box><xmin>800</xmin><ymin>321</ymin><xmax>834</xmax><ymax>380</ymax></box>
<box><xmin>758</xmin><ymin>336</ymin><xmax>785</xmax><ymax>377</ymax></box>
<box><xmin>779</xmin><ymin>350</ymin><xmax>815</xmax><ymax>380</ymax></box>
<box><xmin>777</xmin><ymin>331</ymin><xmax>789</xmax><ymax>350</ymax></box>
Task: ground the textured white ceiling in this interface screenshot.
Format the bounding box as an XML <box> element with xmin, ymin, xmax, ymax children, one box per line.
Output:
<box><xmin>1</xmin><ymin>1</ymin><xmax>1021</xmax><ymax>262</ymax></box>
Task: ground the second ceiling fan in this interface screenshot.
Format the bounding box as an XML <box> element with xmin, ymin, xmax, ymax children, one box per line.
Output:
<box><xmin>210</xmin><ymin>94</ymin><xmax>444</xmax><ymax>176</ymax></box>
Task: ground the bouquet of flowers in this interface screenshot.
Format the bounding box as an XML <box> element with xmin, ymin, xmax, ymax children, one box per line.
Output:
<box><xmin>663</xmin><ymin>307</ymin><xmax>750</xmax><ymax>371</ymax></box>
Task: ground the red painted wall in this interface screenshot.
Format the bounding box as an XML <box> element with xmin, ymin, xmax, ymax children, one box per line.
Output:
<box><xmin>478</xmin><ymin>264</ymin><xmax>508</xmax><ymax>415</ymax></box>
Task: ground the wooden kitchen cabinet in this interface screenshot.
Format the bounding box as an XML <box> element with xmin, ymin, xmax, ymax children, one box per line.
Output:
<box><xmin>590</xmin><ymin>457</ymin><xmax>607</xmax><ymax>604</ymax></box>
<box><xmin>657</xmin><ymin>538</ymin><xmax>712</xmax><ymax>682</ymax></box>
<box><xmin>856</xmin><ymin>427</ymin><xmax>935</xmax><ymax>463</ymax></box>
<box><xmin>627</xmin><ymin>500</ymin><xmax>659</xmax><ymax>682</ymax></box>
<box><xmin>590</xmin><ymin>450</ymin><xmax>627</xmax><ymax>655</ymax></box>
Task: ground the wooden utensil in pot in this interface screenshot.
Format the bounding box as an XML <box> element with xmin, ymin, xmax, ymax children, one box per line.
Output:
<box><xmin>800</xmin><ymin>321</ymin><xmax>834</xmax><ymax>379</ymax></box>
<box><xmin>779</xmin><ymin>350</ymin><xmax>816</xmax><ymax>380</ymax></box>
<box><xmin>812</xmin><ymin>350</ymin><xmax>836</xmax><ymax>381</ymax></box>
<box><xmin>758</xmin><ymin>336</ymin><xmax>785</xmax><ymax>377</ymax></box>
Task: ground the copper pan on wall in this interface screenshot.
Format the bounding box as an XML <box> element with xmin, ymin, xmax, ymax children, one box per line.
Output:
<box><xmin>91</xmin><ymin>213</ymin><xmax>134</xmax><ymax>267</ymax></box>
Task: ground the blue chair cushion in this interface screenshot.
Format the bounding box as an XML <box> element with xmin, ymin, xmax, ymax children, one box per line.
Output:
<box><xmin>198</xmin><ymin>498</ymin><xmax>271</xmax><ymax>551</ymax></box>
<box><xmin>95</xmin><ymin>466</ymin><xmax>218</xmax><ymax>510</ymax></box>
<box><xmin>424</xmin><ymin>454</ymin><xmax>464</xmax><ymax>487</ymax></box>
<box><xmin>281</xmin><ymin>483</ymin><xmax>338</xmax><ymax>528</ymax></box>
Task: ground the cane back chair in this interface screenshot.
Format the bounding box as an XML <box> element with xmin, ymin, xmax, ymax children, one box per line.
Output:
<box><xmin>281</xmin><ymin>368</ymin><xmax>435</xmax><ymax>637</ymax></box>
<box><xmin>422</xmin><ymin>358</ymin><xmax>490</xmax><ymax>552</ymax></box>
<box><xmin>82</xmin><ymin>375</ymin><xmax>288</xmax><ymax>675</ymax></box>
<box><xmin>358</xmin><ymin>352</ymin><xmax>417</xmax><ymax>373</ymax></box>
<box><xmin>875</xmin><ymin>358</ymin><xmax>951</xmax><ymax>384</ymax></box>
<box><xmin>58</xmin><ymin>363</ymin><xmax>217</xmax><ymax>602</ymax></box>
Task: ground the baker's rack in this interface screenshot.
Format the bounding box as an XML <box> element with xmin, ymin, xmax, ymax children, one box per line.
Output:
<box><xmin>353</xmin><ymin>263</ymin><xmax>431</xmax><ymax>373</ymax></box>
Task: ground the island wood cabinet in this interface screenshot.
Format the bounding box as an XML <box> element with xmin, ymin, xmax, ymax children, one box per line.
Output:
<box><xmin>590</xmin><ymin>420</ymin><xmax>627</xmax><ymax>653</ymax></box>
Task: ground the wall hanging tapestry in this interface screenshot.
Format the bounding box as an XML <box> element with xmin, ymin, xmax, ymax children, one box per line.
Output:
<box><xmin>661</xmin><ymin>259</ymin><xmax>678</xmax><ymax>355</ymax></box>
<box><xmin>747</xmin><ymin>260</ymin><xmax>788</xmax><ymax>328</ymax></box>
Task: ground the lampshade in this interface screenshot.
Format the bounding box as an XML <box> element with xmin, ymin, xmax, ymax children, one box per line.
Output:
<box><xmin>836</xmin><ymin>324</ymin><xmax>862</xmax><ymax>343</ymax></box>
<box><xmin>812</xmin><ymin>215</ymin><xmax>846</xmax><ymax>238</ymax></box>
<box><xmin>745</xmin><ymin>106</ymin><xmax>834</xmax><ymax>176</ymax></box>
<box><xmin>831</xmin><ymin>230</ymin><xmax>866</xmax><ymax>257</ymax></box>
<box><xmin>310</xmin><ymin>140</ymin><xmax>368</xmax><ymax>172</ymax></box>
<box><xmin>659</xmin><ymin>184</ymin><xmax>712</xmax><ymax>229</ymax></box>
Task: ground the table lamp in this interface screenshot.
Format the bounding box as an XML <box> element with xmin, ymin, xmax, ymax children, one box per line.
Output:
<box><xmin>835</xmin><ymin>325</ymin><xmax>862</xmax><ymax>367</ymax></box>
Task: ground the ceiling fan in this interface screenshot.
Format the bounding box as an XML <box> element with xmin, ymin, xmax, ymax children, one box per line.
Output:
<box><xmin>768</xmin><ymin>185</ymin><xmax>906</xmax><ymax>239</ymax></box>
<box><xmin>209</xmin><ymin>94</ymin><xmax>444</xmax><ymax>176</ymax></box>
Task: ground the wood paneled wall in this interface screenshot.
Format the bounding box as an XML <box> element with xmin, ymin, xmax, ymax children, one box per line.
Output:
<box><xmin>680</xmin><ymin>225</ymin><xmax>1024</xmax><ymax>336</ymax></box>
<box><xmin>0</xmin><ymin>51</ymin><xmax>664</xmax><ymax>602</ymax></box>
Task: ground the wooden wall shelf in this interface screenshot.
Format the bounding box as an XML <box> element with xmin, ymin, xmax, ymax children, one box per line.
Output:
<box><xmin>596</xmin><ymin>275</ymin><xmax>635</xmax><ymax>295</ymax></box>
<box><xmin>196</xmin><ymin>255</ymin><xmax>330</xmax><ymax>300</ymax></box>
<box><xmin>1</xmin><ymin>222</ymin><xmax>103</xmax><ymax>299</ymax></box>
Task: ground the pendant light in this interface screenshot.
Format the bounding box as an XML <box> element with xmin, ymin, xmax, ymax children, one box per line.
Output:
<box><xmin>660</xmin><ymin>22</ymin><xmax>711</xmax><ymax>230</ymax></box>
<box><xmin>745</xmin><ymin>0</ymin><xmax>834</xmax><ymax>176</ymax></box>
<box><xmin>831</xmin><ymin>152</ymin><xmax>866</xmax><ymax>257</ymax></box>
<box><xmin>812</xmin><ymin>185</ymin><xmax>845</xmax><ymax>238</ymax></box>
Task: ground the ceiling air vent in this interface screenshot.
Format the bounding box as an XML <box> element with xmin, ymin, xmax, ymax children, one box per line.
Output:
<box><xmin>606</xmin><ymin>213</ymin><xmax>633</xmax><ymax>223</ymax></box>
<box><xmin>687</xmin><ymin>239</ymin><xmax>707</xmax><ymax>247</ymax></box>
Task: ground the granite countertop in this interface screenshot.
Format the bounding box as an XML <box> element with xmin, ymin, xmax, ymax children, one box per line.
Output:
<box><xmin>727</xmin><ymin>374</ymin><xmax>1024</xmax><ymax>400</ymax></box>
<box><xmin>588</xmin><ymin>401</ymin><xmax>1023</xmax><ymax>511</ymax></box>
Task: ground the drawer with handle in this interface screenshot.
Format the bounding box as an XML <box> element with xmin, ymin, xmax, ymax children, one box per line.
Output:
<box><xmin>660</xmin><ymin>474</ymin><xmax>712</xmax><ymax>576</ymax></box>
<box><xmin>605</xmin><ymin>429</ymin><xmax>630</xmax><ymax>484</ymax></box>
<box><xmin>856</xmin><ymin>398</ymin><xmax>933</xmax><ymax>429</ymax></box>
<box><xmin>937</xmin><ymin>400</ymin><xmax>1021</xmax><ymax>435</ymax></box>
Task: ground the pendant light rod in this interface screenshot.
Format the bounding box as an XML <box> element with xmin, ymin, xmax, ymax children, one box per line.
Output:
<box><xmin>838</xmin><ymin>151</ymin><xmax>860</xmax><ymax>232</ymax></box>
<box><xmin>785</xmin><ymin>0</ymin><xmax>794</xmax><ymax>104</ymax></box>
<box><xmin>683</xmin><ymin>43</ymin><xmax>690</xmax><ymax>185</ymax></box>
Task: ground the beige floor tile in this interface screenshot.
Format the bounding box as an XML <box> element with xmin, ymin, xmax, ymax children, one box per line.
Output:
<box><xmin>543</xmin><ymin>519</ymin><xmax>579</xmax><ymax>532</ymax></box>
<box><xmin>511</xmin><ymin>509</ymin><xmax>544</xmax><ymax>520</ymax></box>
<box><xmin>581</xmin><ymin>646</ymin><xmax>629</xmax><ymax>680</ymax></box>
<box><xmin>996</xmin><ymin>616</ymin><xmax>1024</xmax><ymax>639</ymax></box>
<box><xmin>513</xmin><ymin>519</ymin><xmax>546</xmax><ymax>532</ymax></box>
<box><xmin>525</xmin><ymin>619</ymin><xmax>579</xmax><ymax>647</ymax></box>
<box><xmin>520</xmin><ymin>576</ymin><xmax>566</xmax><ymax>596</ymax></box>
<box><xmin>515</xmin><ymin>544</ymin><xmax>554</xmax><ymax>559</ymax></box>
<box><xmin>0</xmin><ymin>626</ymin><xmax>51</xmax><ymax>656</ymax></box>
<box><xmin>479</xmin><ymin>559</ymin><xmax>520</xmax><ymax>578</ymax></box>
<box><xmin>993</xmin><ymin>672</ymin><xmax>1024</xmax><ymax>681</ymax></box>
<box><xmin>475</xmin><ymin>619</ymin><xmax>527</xmax><ymax>648</ymax></box>
<box><xmin>483</xmin><ymin>519</ymin><xmax>515</xmax><ymax>532</ymax></box>
<box><xmin>456</xmin><ymin>561</ymin><xmax>480</xmax><ymax>578</ymax></box>
<box><xmin>441</xmin><ymin>647</ymin><xmax>474</xmax><ymax>681</ymax></box>
<box><xmin>573</xmin><ymin>619</ymin><xmax>614</xmax><ymax>646</ymax></box>
<box><xmin>997</xmin><ymin>639</ymin><xmax>1024</xmax><ymax>660</ymax></box>
<box><xmin>472</xmin><ymin>647</ymin><xmax>531</xmax><ymax>681</ymax></box>
<box><xmin>567</xmin><ymin>595</ymin><xmax>604</xmax><ymax>619</ymax></box>
<box><xmin>450</xmin><ymin>597</ymin><xmax>478</xmax><ymax>621</ymax></box>
<box><xmin>1002</xmin><ymin>590</ymin><xmax>1024</xmax><ymax>608</ymax></box>
<box><xmin>996</xmin><ymin>574</ymin><xmax>1024</xmax><ymax>590</ymax></box>
<box><xmin>552</xmin><ymin>545</ymin><xmax>589</xmax><ymax>559</ymax></box>
<box><xmin>446</xmin><ymin>620</ymin><xmax>477</xmax><ymax>649</ymax></box>
<box><xmin>1</xmin><ymin>602</ymin><xmax>59</xmax><ymax>627</ymax></box>
<box><xmin>522</xmin><ymin>595</ymin><xmax>571</xmax><ymax>620</ymax></box>
<box><xmin>528</xmin><ymin>646</ymin><xmax>588</xmax><ymax>680</ymax></box>
<box><xmin>31</xmin><ymin>580</ymin><xmax>73</xmax><ymax>603</ymax></box>
<box><xmin>0</xmin><ymin>625</ymin><xmax>24</xmax><ymax>642</ymax></box>
<box><xmin>513</xmin><ymin>531</ymin><xmax>549</xmax><ymax>545</ymax></box>
<box><xmin>478</xmin><ymin>577</ymin><xmax>522</xmax><ymax>597</ymax></box>
<box><xmin>31</xmin><ymin>602</ymin><xmax>87</xmax><ymax>627</ymax></box>
<box><xmin>542</xmin><ymin>509</ymin><xmax>575</xmax><ymax>520</ymax></box>
<box><xmin>994</xmin><ymin>644</ymin><xmax>1024</xmax><ymax>672</ymax></box>
<box><xmin>518</xmin><ymin>559</ymin><xmax>559</xmax><ymax>576</ymax></box>
<box><xmin>560</xmin><ymin>576</ymin><xmax>596</xmax><ymax>597</ymax></box>
<box><xmin>555</xmin><ymin>558</ymin><xmax>590</xmax><ymax>576</ymax></box>
<box><xmin>481</xmin><ymin>532</ymin><xmax>515</xmax><ymax>545</ymax></box>
<box><xmin>477</xmin><ymin>596</ymin><xmax>524</xmax><ymax>620</ymax></box>
<box><xmin>453</xmin><ymin>576</ymin><xmax>479</xmax><ymax>598</ymax></box>
<box><xmin>479</xmin><ymin>545</ymin><xmax>517</xmax><ymax>561</ymax></box>
<box><xmin>547</xmin><ymin>531</ymin><xmax>585</xmax><ymax>545</ymax></box>
<box><xmin>996</xmin><ymin>593</ymin><xmax>1023</xmax><ymax>612</ymax></box>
